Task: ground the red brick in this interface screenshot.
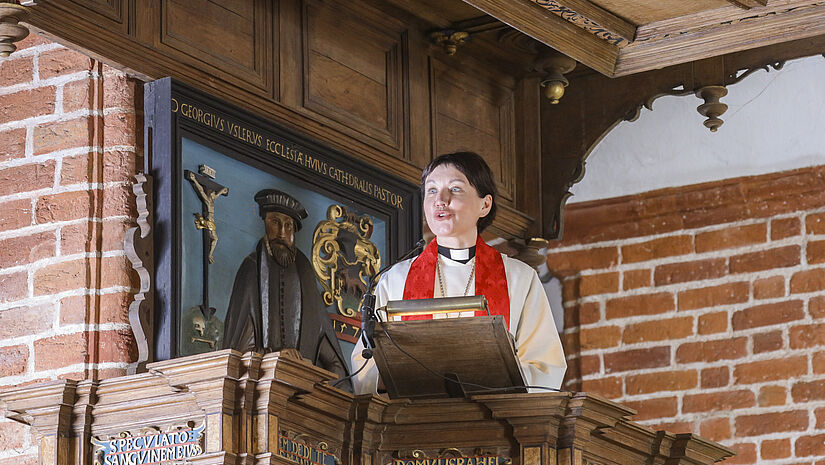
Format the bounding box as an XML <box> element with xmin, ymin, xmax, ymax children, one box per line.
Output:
<box><xmin>795</xmin><ymin>434</ymin><xmax>825</xmax><ymax>457</ymax></box>
<box><xmin>721</xmin><ymin>443</ymin><xmax>755</xmax><ymax>465</ymax></box>
<box><xmin>0</xmin><ymin>128</ymin><xmax>27</xmax><ymax>162</ymax></box>
<box><xmin>771</xmin><ymin>217</ymin><xmax>801</xmax><ymax>240</ymax></box>
<box><xmin>790</xmin><ymin>268</ymin><xmax>825</xmax><ymax>293</ymax></box>
<box><xmin>812</xmin><ymin>295</ymin><xmax>825</xmax><ymax>319</ymax></box>
<box><xmin>761</xmin><ymin>439</ymin><xmax>791</xmax><ymax>460</ymax></box>
<box><xmin>625</xmin><ymin>370</ymin><xmax>697</xmax><ymax>395</ymax></box>
<box><xmin>815</xmin><ymin>353</ymin><xmax>825</xmax><ymax>374</ymax></box>
<box><xmin>562</xmin><ymin>332</ymin><xmax>579</xmax><ymax>355</ymax></box>
<box><xmin>676</xmin><ymin>338</ymin><xmax>747</xmax><ymax>364</ymax></box>
<box><xmin>735</xmin><ymin>410</ymin><xmax>807</xmax><ymax>437</ymax></box>
<box><xmin>579</xmin><ymin>325</ymin><xmax>621</xmax><ymax>351</ymax></box>
<box><xmin>605</xmin><ymin>292</ymin><xmax>674</xmax><ymax>319</ymax></box>
<box><xmin>33</xmin><ymin>258</ymin><xmax>97</xmax><ymax>295</ymax></box>
<box><xmin>579</xmin><ymin>355</ymin><xmax>600</xmax><ymax>376</ymax></box>
<box><xmin>578</xmin><ymin>272</ymin><xmax>618</xmax><ymax>296</ymax></box>
<box><xmin>729</xmin><ymin>245</ymin><xmax>800</xmax><ymax>274</ymax></box>
<box><xmin>622</xmin><ymin>316</ymin><xmax>693</xmax><ymax>343</ymax></box>
<box><xmin>683</xmin><ymin>390</ymin><xmax>755</xmax><ymax>413</ymax></box>
<box><xmin>33</xmin><ymin>331</ymin><xmax>88</xmax><ymax>370</ymax></box>
<box><xmin>0</xmin><ymin>303</ymin><xmax>53</xmax><ymax>339</ymax></box>
<box><xmin>604</xmin><ymin>347</ymin><xmax>670</xmax><ymax>373</ymax></box>
<box><xmin>0</xmin><ymin>199</ymin><xmax>32</xmax><ymax>232</ymax></box>
<box><xmin>60</xmin><ymin>152</ymin><xmax>93</xmax><ymax>185</ymax></box>
<box><xmin>621</xmin><ymin>235</ymin><xmax>692</xmax><ymax>263</ymax></box>
<box><xmin>623</xmin><ymin>396</ymin><xmax>677</xmax><ymax>421</ymax></box>
<box><xmin>102</xmin><ymin>150</ymin><xmax>138</xmax><ymax>183</ymax></box>
<box><xmin>546</xmin><ymin>246</ymin><xmax>618</xmax><ymax>273</ymax></box>
<box><xmin>732</xmin><ymin>300</ymin><xmax>804</xmax><ymax>330</ymax></box>
<box><xmin>0</xmin><ymin>86</ymin><xmax>56</xmax><ymax>124</ymax></box>
<box><xmin>580</xmin><ymin>376</ymin><xmax>622</xmax><ymax>399</ymax></box>
<box><xmin>0</xmin><ymin>271</ymin><xmax>27</xmax><ymax>304</ymax></box>
<box><xmin>33</xmin><ymin>117</ymin><xmax>92</xmax><ymax>155</ymax></box>
<box><xmin>752</xmin><ymin>330</ymin><xmax>783</xmax><ymax>354</ymax></box>
<box><xmin>562</xmin><ymin>276</ymin><xmax>579</xmax><ymax>302</ymax></box>
<box><xmin>104</xmin><ymin>112</ymin><xmax>139</xmax><ymax>147</ymax></box>
<box><xmin>676</xmin><ymin>282</ymin><xmax>749</xmax><ymax>311</ymax></box>
<box><xmin>701</xmin><ymin>366</ymin><xmax>729</xmax><ymax>388</ymax></box>
<box><xmin>0</xmin><ymin>55</ymin><xmax>33</xmax><ymax>85</ymax></box>
<box><xmin>816</xmin><ymin>407</ymin><xmax>825</xmax><ymax>429</ymax></box>
<box><xmin>59</xmin><ymin>292</ymin><xmax>131</xmax><ymax>325</ymax></box>
<box><xmin>62</xmin><ymin>79</ymin><xmax>92</xmax><ymax>113</ymax></box>
<box><xmin>695</xmin><ymin>223</ymin><xmax>766</xmax><ymax>253</ymax></box>
<box><xmin>789</xmin><ymin>323</ymin><xmax>825</xmax><ymax>349</ymax></box>
<box><xmin>734</xmin><ymin>356</ymin><xmax>807</xmax><ymax>384</ymax></box>
<box><xmin>35</xmin><ymin>190</ymin><xmax>93</xmax><ymax>223</ymax></box>
<box><xmin>0</xmin><ymin>344</ymin><xmax>28</xmax><ymax>377</ymax></box>
<box><xmin>758</xmin><ymin>385</ymin><xmax>786</xmax><ymax>407</ymax></box>
<box><xmin>622</xmin><ymin>269</ymin><xmax>650</xmax><ymax>290</ymax></box>
<box><xmin>700</xmin><ymin>417</ymin><xmax>731</xmax><ymax>442</ymax></box>
<box><xmin>654</xmin><ymin>258</ymin><xmax>726</xmax><ymax>285</ymax></box>
<box><xmin>15</xmin><ymin>32</ymin><xmax>50</xmax><ymax>50</ymax></box>
<box><xmin>38</xmin><ymin>48</ymin><xmax>91</xmax><ymax>79</ymax></box>
<box><xmin>698</xmin><ymin>312</ymin><xmax>727</xmax><ymax>335</ymax></box>
<box><xmin>807</xmin><ymin>240</ymin><xmax>825</xmax><ymax>264</ymax></box>
<box><xmin>645</xmin><ymin>421</ymin><xmax>692</xmax><ymax>435</ymax></box>
<box><xmin>0</xmin><ymin>159</ymin><xmax>56</xmax><ymax>197</ymax></box>
<box><xmin>807</xmin><ymin>212</ymin><xmax>825</xmax><ymax>234</ymax></box>
<box><xmin>578</xmin><ymin>302</ymin><xmax>601</xmax><ymax>325</ymax></box>
<box><xmin>96</xmin><ymin>328</ymin><xmax>137</xmax><ymax>364</ymax></box>
<box><xmin>103</xmin><ymin>71</ymin><xmax>139</xmax><ymax>109</ymax></box>
<box><xmin>0</xmin><ymin>231</ymin><xmax>56</xmax><ymax>268</ymax></box>
<box><xmin>753</xmin><ymin>275</ymin><xmax>784</xmax><ymax>299</ymax></box>
<box><xmin>0</xmin><ymin>419</ymin><xmax>30</xmax><ymax>450</ymax></box>
<box><xmin>791</xmin><ymin>379</ymin><xmax>825</xmax><ymax>402</ymax></box>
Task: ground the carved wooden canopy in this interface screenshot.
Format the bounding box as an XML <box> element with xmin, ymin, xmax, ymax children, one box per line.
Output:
<box><xmin>8</xmin><ymin>0</ymin><xmax>825</xmax><ymax>241</ymax></box>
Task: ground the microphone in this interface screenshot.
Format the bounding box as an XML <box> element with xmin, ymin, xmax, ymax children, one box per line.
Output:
<box><xmin>360</xmin><ymin>239</ymin><xmax>426</xmax><ymax>358</ymax></box>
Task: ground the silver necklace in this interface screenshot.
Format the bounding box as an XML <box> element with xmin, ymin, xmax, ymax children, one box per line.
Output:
<box><xmin>436</xmin><ymin>255</ymin><xmax>475</xmax><ymax>297</ymax></box>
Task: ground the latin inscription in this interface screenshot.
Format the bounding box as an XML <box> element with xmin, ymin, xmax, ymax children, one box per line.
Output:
<box><xmin>92</xmin><ymin>425</ymin><xmax>204</xmax><ymax>465</ymax></box>
<box><xmin>172</xmin><ymin>98</ymin><xmax>405</xmax><ymax>210</ymax></box>
<box><xmin>278</xmin><ymin>435</ymin><xmax>338</xmax><ymax>465</ymax></box>
<box><xmin>394</xmin><ymin>457</ymin><xmax>506</xmax><ymax>465</ymax></box>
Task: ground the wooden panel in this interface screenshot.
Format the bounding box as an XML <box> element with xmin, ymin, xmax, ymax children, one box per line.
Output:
<box><xmin>158</xmin><ymin>0</ymin><xmax>275</xmax><ymax>94</ymax></box>
<box><xmin>429</xmin><ymin>57</ymin><xmax>516</xmax><ymax>204</ymax></box>
<box><xmin>42</xmin><ymin>0</ymin><xmax>131</xmax><ymax>35</ymax></box>
<box><xmin>302</xmin><ymin>1</ymin><xmax>406</xmax><ymax>156</ymax></box>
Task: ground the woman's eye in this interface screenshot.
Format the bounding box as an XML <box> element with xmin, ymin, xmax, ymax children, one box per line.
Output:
<box><xmin>426</xmin><ymin>188</ymin><xmax>436</xmax><ymax>194</ymax></box>
<box><xmin>450</xmin><ymin>186</ymin><xmax>462</xmax><ymax>193</ymax></box>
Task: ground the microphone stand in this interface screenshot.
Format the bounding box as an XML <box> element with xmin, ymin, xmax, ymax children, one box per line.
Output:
<box><xmin>360</xmin><ymin>239</ymin><xmax>425</xmax><ymax>359</ymax></box>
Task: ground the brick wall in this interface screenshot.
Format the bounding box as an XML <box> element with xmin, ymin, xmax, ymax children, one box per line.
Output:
<box><xmin>0</xmin><ymin>33</ymin><xmax>141</xmax><ymax>464</ymax></box>
<box><xmin>549</xmin><ymin>165</ymin><xmax>825</xmax><ymax>464</ymax></box>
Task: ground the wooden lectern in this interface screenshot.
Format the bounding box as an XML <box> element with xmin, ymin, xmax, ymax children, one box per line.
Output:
<box><xmin>0</xmin><ymin>349</ymin><xmax>734</xmax><ymax>465</ymax></box>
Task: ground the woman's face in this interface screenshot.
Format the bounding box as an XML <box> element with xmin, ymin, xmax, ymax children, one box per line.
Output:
<box><xmin>423</xmin><ymin>163</ymin><xmax>492</xmax><ymax>248</ymax></box>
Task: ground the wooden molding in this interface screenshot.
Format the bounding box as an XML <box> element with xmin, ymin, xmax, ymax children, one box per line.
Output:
<box><xmin>551</xmin><ymin>0</ymin><xmax>637</xmax><ymax>41</ymax></box>
<box><xmin>461</xmin><ymin>0</ymin><xmax>620</xmax><ymax>75</ymax></box>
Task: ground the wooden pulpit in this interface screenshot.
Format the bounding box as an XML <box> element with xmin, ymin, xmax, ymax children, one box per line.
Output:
<box><xmin>0</xmin><ymin>349</ymin><xmax>734</xmax><ymax>465</ymax></box>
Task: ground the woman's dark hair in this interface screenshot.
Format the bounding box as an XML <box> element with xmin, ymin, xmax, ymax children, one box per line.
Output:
<box><xmin>420</xmin><ymin>151</ymin><xmax>497</xmax><ymax>232</ymax></box>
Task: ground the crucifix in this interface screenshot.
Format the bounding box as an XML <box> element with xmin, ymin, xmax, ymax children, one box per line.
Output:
<box><xmin>185</xmin><ymin>165</ymin><xmax>228</xmax><ymax>319</ymax></box>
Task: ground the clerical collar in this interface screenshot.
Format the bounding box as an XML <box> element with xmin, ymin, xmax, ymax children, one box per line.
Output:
<box><xmin>437</xmin><ymin>245</ymin><xmax>476</xmax><ymax>264</ymax></box>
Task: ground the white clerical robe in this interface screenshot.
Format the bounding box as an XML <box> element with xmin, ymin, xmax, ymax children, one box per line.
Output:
<box><xmin>351</xmin><ymin>252</ymin><xmax>567</xmax><ymax>394</ymax></box>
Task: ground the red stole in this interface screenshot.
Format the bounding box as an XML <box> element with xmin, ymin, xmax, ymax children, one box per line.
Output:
<box><xmin>401</xmin><ymin>236</ymin><xmax>510</xmax><ymax>327</ymax></box>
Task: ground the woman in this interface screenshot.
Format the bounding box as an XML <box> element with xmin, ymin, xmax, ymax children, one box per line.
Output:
<box><xmin>351</xmin><ymin>152</ymin><xmax>566</xmax><ymax>394</ymax></box>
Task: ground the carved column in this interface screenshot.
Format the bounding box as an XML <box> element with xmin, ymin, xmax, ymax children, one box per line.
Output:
<box><xmin>0</xmin><ymin>2</ymin><xmax>30</xmax><ymax>57</ymax></box>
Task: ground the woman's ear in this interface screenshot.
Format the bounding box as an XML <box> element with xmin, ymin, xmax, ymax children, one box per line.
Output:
<box><xmin>479</xmin><ymin>194</ymin><xmax>493</xmax><ymax>218</ymax></box>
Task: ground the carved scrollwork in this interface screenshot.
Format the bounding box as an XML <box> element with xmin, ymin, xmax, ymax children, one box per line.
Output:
<box><xmin>727</xmin><ymin>60</ymin><xmax>786</xmax><ymax>85</ymax></box>
<box><xmin>312</xmin><ymin>205</ymin><xmax>380</xmax><ymax>318</ymax></box>
<box><xmin>125</xmin><ymin>173</ymin><xmax>154</xmax><ymax>375</ymax></box>
<box><xmin>393</xmin><ymin>449</ymin><xmax>429</xmax><ymax>460</ymax></box>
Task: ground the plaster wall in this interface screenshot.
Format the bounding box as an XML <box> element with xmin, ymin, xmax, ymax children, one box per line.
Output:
<box><xmin>571</xmin><ymin>55</ymin><xmax>825</xmax><ymax>203</ymax></box>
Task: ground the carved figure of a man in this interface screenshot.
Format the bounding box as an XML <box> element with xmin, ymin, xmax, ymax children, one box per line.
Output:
<box><xmin>223</xmin><ymin>189</ymin><xmax>351</xmax><ymax>390</ymax></box>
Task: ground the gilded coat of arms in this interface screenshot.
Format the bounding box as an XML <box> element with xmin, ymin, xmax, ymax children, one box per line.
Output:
<box><xmin>312</xmin><ymin>205</ymin><xmax>381</xmax><ymax>317</ymax></box>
